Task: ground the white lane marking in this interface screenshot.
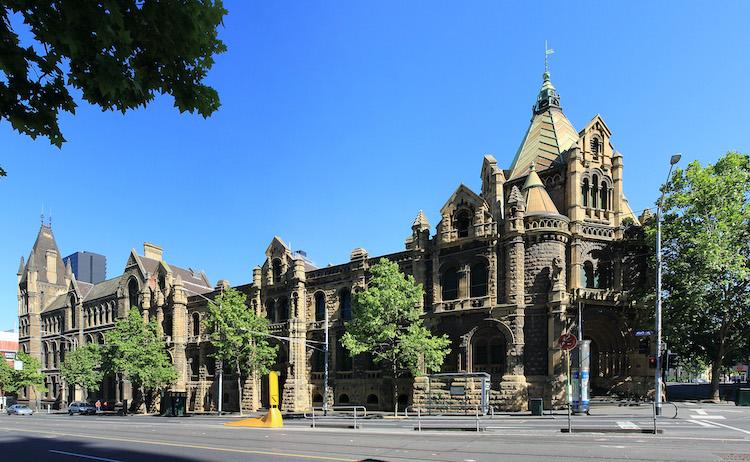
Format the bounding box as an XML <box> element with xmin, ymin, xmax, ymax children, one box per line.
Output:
<box><xmin>695</xmin><ymin>409</ymin><xmax>707</xmax><ymax>415</ymax></box>
<box><xmin>682</xmin><ymin>402</ymin><xmax>696</xmax><ymax>406</ymax></box>
<box><xmin>617</xmin><ymin>421</ymin><xmax>639</xmax><ymax>430</ymax></box>
<box><xmin>48</xmin><ymin>450</ymin><xmax>124</xmax><ymax>462</ymax></box>
<box><xmin>702</xmin><ymin>421</ymin><xmax>750</xmax><ymax>435</ymax></box>
<box><xmin>687</xmin><ymin>419</ymin><xmax>718</xmax><ymax>428</ymax></box>
<box><xmin>599</xmin><ymin>445</ymin><xmax>626</xmax><ymax>449</ymax></box>
<box><xmin>689</xmin><ymin>415</ymin><xmax>726</xmax><ymax>420</ymax></box>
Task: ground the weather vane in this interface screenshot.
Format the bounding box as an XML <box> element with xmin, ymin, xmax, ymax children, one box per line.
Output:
<box><xmin>545</xmin><ymin>40</ymin><xmax>555</xmax><ymax>74</ymax></box>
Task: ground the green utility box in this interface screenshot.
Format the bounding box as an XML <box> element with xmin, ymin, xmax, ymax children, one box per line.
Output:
<box><xmin>160</xmin><ymin>391</ymin><xmax>188</xmax><ymax>416</ymax></box>
<box><xmin>737</xmin><ymin>388</ymin><xmax>750</xmax><ymax>406</ymax></box>
<box><xmin>529</xmin><ymin>398</ymin><xmax>544</xmax><ymax>416</ymax></box>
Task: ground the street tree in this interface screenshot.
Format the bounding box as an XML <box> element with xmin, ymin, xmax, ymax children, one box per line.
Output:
<box><xmin>0</xmin><ymin>356</ymin><xmax>14</xmax><ymax>394</ymax></box>
<box><xmin>659</xmin><ymin>152</ymin><xmax>750</xmax><ymax>400</ymax></box>
<box><xmin>103</xmin><ymin>309</ymin><xmax>177</xmax><ymax>411</ymax></box>
<box><xmin>4</xmin><ymin>351</ymin><xmax>45</xmax><ymax>409</ymax></box>
<box><xmin>60</xmin><ymin>343</ymin><xmax>103</xmax><ymax>398</ymax></box>
<box><xmin>202</xmin><ymin>287</ymin><xmax>278</xmax><ymax>415</ymax></box>
<box><xmin>341</xmin><ymin>258</ymin><xmax>451</xmax><ymax>415</ymax></box>
<box><xmin>0</xmin><ymin>0</ymin><xmax>228</xmax><ymax>176</ymax></box>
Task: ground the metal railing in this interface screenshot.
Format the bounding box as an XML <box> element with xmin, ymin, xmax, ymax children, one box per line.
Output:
<box><xmin>407</xmin><ymin>405</ymin><xmax>483</xmax><ymax>432</ymax></box>
<box><xmin>305</xmin><ymin>406</ymin><xmax>367</xmax><ymax>429</ymax></box>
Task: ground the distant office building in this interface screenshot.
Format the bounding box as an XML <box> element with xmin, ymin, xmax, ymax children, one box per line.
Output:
<box><xmin>63</xmin><ymin>251</ymin><xmax>106</xmax><ymax>284</ymax></box>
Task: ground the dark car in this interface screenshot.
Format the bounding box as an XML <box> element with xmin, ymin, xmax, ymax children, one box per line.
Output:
<box><xmin>68</xmin><ymin>401</ymin><xmax>97</xmax><ymax>415</ymax></box>
<box><xmin>6</xmin><ymin>404</ymin><xmax>33</xmax><ymax>415</ymax></box>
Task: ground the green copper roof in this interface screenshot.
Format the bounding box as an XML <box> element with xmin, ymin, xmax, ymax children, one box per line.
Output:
<box><xmin>507</xmin><ymin>73</ymin><xmax>578</xmax><ymax>180</ymax></box>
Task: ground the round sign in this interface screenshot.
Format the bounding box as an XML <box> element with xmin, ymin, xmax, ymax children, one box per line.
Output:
<box><xmin>558</xmin><ymin>333</ymin><xmax>577</xmax><ymax>350</ymax></box>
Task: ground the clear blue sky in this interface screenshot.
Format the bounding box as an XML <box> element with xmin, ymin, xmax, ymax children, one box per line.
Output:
<box><xmin>2</xmin><ymin>1</ymin><xmax>749</xmax><ymax>330</ymax></box>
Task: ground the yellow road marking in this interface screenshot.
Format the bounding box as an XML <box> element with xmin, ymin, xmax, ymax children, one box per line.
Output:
<box><xmin>0</xmin><ymin>426</ymin><xmax>356</xmax><ymax>461</ymax></box>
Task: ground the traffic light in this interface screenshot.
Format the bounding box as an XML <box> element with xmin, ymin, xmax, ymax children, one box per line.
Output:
<box><xmin>667</xmin><ymin>353</ymin><xmax>679</xmax><ymax>369</ymax></box>
<box><xmin>648</xmin><ymin>356</ymin><xmax>657</xmax><ymax>368</ymax></box>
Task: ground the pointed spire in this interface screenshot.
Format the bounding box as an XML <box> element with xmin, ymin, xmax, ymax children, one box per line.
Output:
<box><xmin>17</xmin><ymin>256</ymin><xmax>25</xmax><ymax>275</ymax></box>
<box><xmin>65</xmin><ymin>258</ymin><xmax>73</xmax><ymax>277</ymax></box>
<box><xmin>412</xmin><ymin>210</ymin><xmax>430</xmax><ymax>231</ymax></box>
<box><xmin>27</xmin><ymin>249</ymin><xmax>37</xmax><ymax>271</ymax></box>
<box><xmin>533</xmin><ymin>68</ymin><xmax>561</xmax><ymax>114</ymax></box>
<box><xmin>523</xmin><ymin>164</ymin><xmax>559</xmax><ymax>215</ymax></box>
<box><xmin>508</xmin><ymin>185</ymin><xmax>524</xmax><ymax>205</ymax></box>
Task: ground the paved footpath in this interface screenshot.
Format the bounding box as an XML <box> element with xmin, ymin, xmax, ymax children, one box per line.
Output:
<box><xmin>1</xmin><ymin>403</ymin><xmax>749</xmax><ymax>461</ymax></box>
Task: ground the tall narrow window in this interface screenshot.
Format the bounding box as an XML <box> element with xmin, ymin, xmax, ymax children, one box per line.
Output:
<box><xmin>583</xmin><ymin>261</ymin><xmax>595</xmax><ymax>289</ymax></box>
<box><xmin>128</xmin><ymin>278</ymin><xmax>140</xmax><ymax>310</ymax></box>
<box><xmin>272</xmin><ymin>259</ymin><xmax>283</xmax><ymax>284</ymax></box>
<box><xmin>441</xmin><ymin>266</ymin><xmax>459</xmax><ymax>301</ymax></box>
<box><xmin>192</xmin><ymin>312</ymin><xmax>201</xmax><ymax>337</ymax></box>
<box><xmin>339</xmin><ymin>288</ymin><xmax>352</xmax><ymax>321</ymax></box>
<box><xmin>278</xmin><ymin>297</ymin><xmax>289</xmax><ymax>321</ymax></box>
<box><xmin>470</xmin><ymin>263</ymin><xmax>488</xmax><ymax>297</ymax></box>
<box><xmin>582</xmin><ymin>179</ymin><xmax>589</xmax><ymax>207</ymax></box>
<box><xmin>315</xmin><ymin>292</ymin><xmax>326</xmax><ymax>321</ymax></box>
<box><xmin>455</xmin><ymin>209</ymin><xmax>472</xmax><ymax>238</ymax></box>
<box><xmin>266</xmin><ymin>299</ymin><xmax>276</xmax><ymax>323</ymax></box>
<box><xmin>591</xmin><ymin>175</ymin><xmax>599</xmax><ymax>209</ymax></box>
<box><xmin>600</xmin><ymin>181</ymin><xmax>608</xmax><ymax>210</ymax></box>
<box><xmin>70</xmin><ymin>295</ymin><xmax>76</xmax><ymax>329</ymax></box>
<box><xmin>591</xmin><ymin>137</ymin><xmax>601</xmax><ymax>156</ymax></box>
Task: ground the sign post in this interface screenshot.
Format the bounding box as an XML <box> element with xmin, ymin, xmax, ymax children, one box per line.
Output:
<box><xmin>558</xmin><ymin>333</ymin><xmax>576</xmax><ymax>433</ymax></box>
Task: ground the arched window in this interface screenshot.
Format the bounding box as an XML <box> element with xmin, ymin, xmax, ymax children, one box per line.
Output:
<box><xmin>597</xmin><ymin>261</ymin><xmax>613</xmax><ymax>289</ymax></box>
<box><xmin>272</xmin><ymin>258</ymin><xmax>283</xmax><ymax>284</ymax></box>
<box><xmin>338</xmin><ymin>394</ymin><xmax>350</xmax><ymax>404</ymax></box>
<box><xmin>591</xmin><ymin>137</ymin><xmax>601</xmax><ymax>156</ymax></box>
<box><xmin>471</xmin><ymin>327</ymin><xmax>506</xmax><ymax>375</ymax></box>
<box><xmin>339</xmin><ymin>288</ymin><xmax>352</xmax><ymax>321</ymax></box>
<box><xmin>278</xmin><ymin>297</ymin><xmax>289</xmax><ymax>322</ymax></box>
<box><xmin>583</xmin><ymin>261</ymin><xmax>595</xmax><ymax>289</ymax></box>
<box><xmin>42</xmin><ymin>343</ymin><xmax>49</xmax><ymax>369</ymax></box>
<box><xmin>366</xmin><ymin>394</ymin><xmax>379</xmax><ymax>404</ymax></box>
<box><xmin>192</xmin><ymin>312</ymin><xmax>201</xmax><ymax>337</ymax></box>
<box><xmin>441</xmin><ymin>266</ymin><xmax>459</xmax><ymax>301</ymax></box>
<box><xmin>455</xmin><ymin>209</ymin><xmax>472</xmax><ymax>238</ymax></box>
<box><xmin>470</xmin><ymin>262</ymin><xmax>488</xmax><ymax>297</ymax></box>
<box><xmin>163</xmin><ymin>313</ymin><xmax>173</xmax><ymax>338</ymax></box>
<box><xmin>591</xmin><ymin>175</ymin><xmax>599</xmax><ymax>209</ymax></box>
<box><xmin>582</xmin><ymin>178</ymin><xmax>589</xmax><ymax>207</ymax></box>
<box><xmin>70</xmin><ymin>295</ymin><xmax>76</xmax><ymax>329</ymax></box>
<box><xmin>266</xmin><ymin>299</ymin><xmax>276</xmax><ymax>323</ymax></box>
<box><xmin>315</xmin><ymin>292</ymin><xmax>326</xmax><ymax>322</ymax></box>
<box><xmin>337</xmin><ymin>341</ymin><xmax>352</xmax><ymax>371</ymax></box>
<box><xmin>128</xmin><ymin>278</ymin><xmax>140</xmax><ymax>310</ymax></box>
<box><xmin>600</xmin><ymin>181</ymin><xmax>608</xmax><ymax>210</ymax></box>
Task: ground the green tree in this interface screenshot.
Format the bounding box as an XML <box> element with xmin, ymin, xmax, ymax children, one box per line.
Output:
<box><xmin>6</xmin><ymin>351</ymin><xmax>45</xmax><ymax>408</ymax></box>
<box><xmin>659</xmin><ymin>152</ymin><xmax>750</xmax><ymax>400</ymax></box>
<box><xmin>60</xmin><ymin>343</ymin><xmax>103</xmax><ymax>396</ymax></box>
<box><xmin>103</xmin><ymin>309</ymin><xmax>177</xmax><ymax>412</ymax></box>
<box><xmin>0</xmin><ymin>0</ymin><xmax>227</xmax><ymax>176</ymax></box>
<box><xmin>0</xmin><ymin>357</ymin><xmax>14</xmax><ymax>394</ymax></box>
<box><xmin>203</xmin><ymin>287</ymin><xmax>278</xmax><ymax>415</ymax></box>
<box><xmin>341</xmin><ymin>258</ymin><xmax>451</xmax><ymax>415</ymax></box>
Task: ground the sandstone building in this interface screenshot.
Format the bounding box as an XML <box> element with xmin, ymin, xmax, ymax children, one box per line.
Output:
<box><xmin>17</xmin><ymin>69</ymin><xmax>651</xmax><ymax>413</ymax></box>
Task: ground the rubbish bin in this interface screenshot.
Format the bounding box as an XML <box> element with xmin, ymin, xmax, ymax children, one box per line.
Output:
<box><xmin>529</xmin><ymin>398</ymin><xmax>544</xmax><ymax>416</ymax></box>
<box><xmin>737</xmin><ymin>388</ymin><xmax>750</xmax><ymax>406</ymax></box>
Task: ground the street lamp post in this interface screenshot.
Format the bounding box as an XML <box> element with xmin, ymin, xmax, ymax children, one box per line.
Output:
<box><xmin>323</xmin><ymin>303</ymin><xmax>329</xmax><ymax>416</ymax></box>
<box><xmin>655</xmin><ymin>153</ymin><xmax>681</xmax><ymax>416</ymax></box>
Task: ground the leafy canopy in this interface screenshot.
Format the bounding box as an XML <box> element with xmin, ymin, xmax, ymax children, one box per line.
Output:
<box><xmin>202</xmin><ymin>287</ymin><xmax>278</xmax><ymax>377</ymax></box>
<box><xmin>1</xmin><ymin>351</ymin><xmax>45</xmax><ymax>393</ymax></box>
<box><xmin>659</xmin><ymin>152</ymin><xmax>750</xmax><ymax>394</ymax></box>
<box><xmin>341</xmin><ymin>258</ymin><xmax>451</xmax><ymax>376</ymax></box>
<box><xmin>60</xmin><ymin>343</ymin><xmax>103</xmax><ymax>391</ymax></box>
<box><xmin>0</xmin><ymin>0</ymin><xmax>227</xmax><ymax>175</ymax></box>
<box><xmin>103</xmin><ymin>308</ymin><xmax>177</xmax><ymax>391</ymax></box>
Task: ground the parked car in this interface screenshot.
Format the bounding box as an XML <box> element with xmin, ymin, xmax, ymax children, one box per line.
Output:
<box><xmin>68</xmin><ymin>401</ymin><xmax>97</xmax><ymax>415</ymax></box>
<box><xmin>6</xmin><ymin>404</ymin><xmax>33</xmax><ymax>415</ymax></box>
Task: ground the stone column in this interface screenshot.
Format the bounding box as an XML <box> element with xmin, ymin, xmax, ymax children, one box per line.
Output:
<box><xmin>281</xmin><ymin>258</ymin><xmax>310</xmax><ymax>412</ymax></box>
<box><xmin>171</xmin><ymin>276</ymin><xmax>188</xmax><ymax>392</ymax></box>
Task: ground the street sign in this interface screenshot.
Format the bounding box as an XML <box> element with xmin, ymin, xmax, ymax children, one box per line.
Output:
<box><xmin>635</xmin><ymin>330</ymin><xmax>654</xmax><ymax>337</ymax></box>
<box><xmin>558</xmin><ymin>333</ymin><xmax>577</xmax><ymax>351</ymax></box>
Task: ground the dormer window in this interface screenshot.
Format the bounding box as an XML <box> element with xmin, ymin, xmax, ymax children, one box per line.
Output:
<box><xmin>455</xmin><ymin>209</ymin><xmax>472</xmax><ymax>238</ymax></box>
<box><xmin>591</xmin><ymin>137</ymin><xmax>601</xmax><ymax>157</ymax></box>
<box><xmin>272</xmin><ymin>258</ymin><xmax>283</xmax><ymax>284</ymax></box>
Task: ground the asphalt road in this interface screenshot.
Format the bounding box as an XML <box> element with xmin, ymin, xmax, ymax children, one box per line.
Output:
<box><xmin>1</xmin><ymin>403</ymin><xmax>749</xmax><ymax>462</ymax></box>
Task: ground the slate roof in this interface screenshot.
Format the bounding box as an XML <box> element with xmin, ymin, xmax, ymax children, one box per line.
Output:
<box><xmin>83</xmin><ymin>276</ymin><xmax>124</xmax><ymax>302</ymax></box>
<box><xmin>138</xmin><ymin>255</ymin><xmax>213</xmax><ymax>295</ymax></box>
<box><xmin>523</xmin><ymin>166</ymin><xmax>560</xmax><ymax>215</ymax></box>
<box><xmin>20</xmin><ymin>225</ymin><xmax>67</xmax><ymax>286</ymax></box>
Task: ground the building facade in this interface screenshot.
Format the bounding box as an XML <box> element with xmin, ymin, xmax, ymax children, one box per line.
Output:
<box><xmin>17</xmin><ymin>70</ymin><xmax>652</xmax><ymax>412</ymax></box>
<box><xmin>63</xmin><ymin>251</ymin><xmax>107</xmax><ymax>285</ymax></box>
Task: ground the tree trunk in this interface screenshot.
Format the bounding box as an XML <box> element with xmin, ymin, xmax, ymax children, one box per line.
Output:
<box><xmin>710</xmin><ymin>335</ymin><xmax>726</xmax><ymax>402</ymax></box>
<box><xmin>236</xmin><ymin>360</ymin><xmax>243</xmax><ymax>416</ymax></box>
<box><xmin>392</xmin><ymin>362</ymin><xmax>398</xmax><ymax>416</ymax></box>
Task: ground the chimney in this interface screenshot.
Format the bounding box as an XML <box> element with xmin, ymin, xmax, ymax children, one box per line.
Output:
<box><xmin>143</xmin><ymin>242</ymin><xmax>163</xmax><ymax>261</ymax></box>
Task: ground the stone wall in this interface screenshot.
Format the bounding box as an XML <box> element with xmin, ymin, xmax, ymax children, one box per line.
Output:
<box><xmin>412</xmin><ymin>374</ymin><xmax>527</xmax><ymax>413</ymax></box>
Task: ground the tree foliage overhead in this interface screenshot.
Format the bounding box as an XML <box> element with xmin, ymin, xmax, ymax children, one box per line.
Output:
<box><xmin>659</xmin><ymin>152</ymin><xmax>750</xmax><ymax>399</ymax></box>
<box><xmin>0</xmin><ymin>0</ymin><xmax>227</xmax><ymax>154</ymax></box>
<box><xmin>0</xmin><ymin>351</ymin><xmax>45</xmax><ymax>394</ymax></box>
<box><xmin>341</xmin><ymin>258</ymin><xmax>451</xmax><ymax>414</ymax></box>
<box><xmin>60</xmin><ymin>342</ymin><xmax>103</xmax><ymax>392</ymax></box>
<box><xmin>103</xmin><ymin>308</ymin><xmax>177</xmax><ymax>392</ymax></box>
<box><xmin>203</xmin><ymin>287</ymin><xmax>278</xmax><ymax>414</ymax></box>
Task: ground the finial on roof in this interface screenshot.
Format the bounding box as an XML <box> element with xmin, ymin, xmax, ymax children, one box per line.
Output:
<box><xmin>508</xmin><ymin>185</ymin><xmax>524</xmax><ymax>205</ymax></box>
<box><xmin>17</xmin><ymin>256</ymin><xmax>25</xmax><ymax>275</ymax></box>
<box><xmin>534</xmin><ymin>43</ymin><xmax>561</xmax><ymax>115</ymax></box>
<box><xmin>65</xmin><ymin>258</ymin><xmax>73</xmax><ymax>276</ymax></box>
<box><xmin>544</xmin><ymin>40</ymin><xmax>554</xmax><ymax>77</ymax></box>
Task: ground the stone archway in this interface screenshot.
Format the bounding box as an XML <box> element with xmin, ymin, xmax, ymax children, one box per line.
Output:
<box><xmin>463</xmin><ymin>320</ymin><xmax>516</xmax><ymax>378</ymax></box>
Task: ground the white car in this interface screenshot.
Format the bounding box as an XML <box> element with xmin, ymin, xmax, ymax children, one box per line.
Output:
<box><xmin>6</xmin><ymin>404</ymin><xmax>33</xmax><ymax>415</ymax></box>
